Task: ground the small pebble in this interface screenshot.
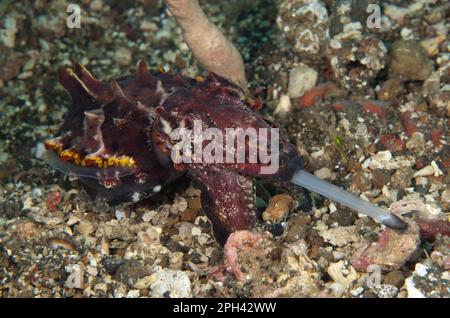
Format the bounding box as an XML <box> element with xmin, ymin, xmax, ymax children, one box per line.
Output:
<box><xmin>314</xmin><ymin>167</ymin><xmax>333</xmax><ymax>180</ymax></box>
<box><xmin>150</xmin><ymin>268</ymin><xmax>191</xmax><ymax>298</ymax></box>
<box><xmin>374</xmin><ymin>284</ymin><xmax>398</xmax><ymax>298</ymax></box>
<box><xmin>274</xmin><ymin>94</ymin><xmax>292</xmax><ymax>117</ymax></box>
<box><xmin>77</xmin><ymin>220</ymin><xmax>95</xmax><ymax>236</ymax></box>
<box><xmin>414</xmin><ymin>165</ymin><xmax>434</xmax><ymax>178</ymax></box>
<box><xmin>288</xmin><ymin>64</ymin><xmax>318</xmax><ymax>99</ymax></box>
<box><xmin>389</xmin><ymin>40</ymin><xmax>434</xmax><ymax>81</ymax></box>
<box><xmin>262</xmin><ymin>194</ymin><xmax>294</xmax><ymax>223</ymax></box>
<box><xmin>383</xmin><ymin>271</ymin><xmax>405</xmax><ymax>288</ymax></box>
<box><xmin>390</xmin><ymin>168</ymin><xmax>413</xmax><ymax>189</ymax></box>
<box><xmin>114</xmin><ymin>47</ymin><xmax>133</xmax><ymax>66</ymax></box>
<box><xmin>48</xmin><ymin>238</ymin><xmax>76</xmax><ymax>251</ymax></box>
<box><xmin>90</xmin><ymin>0</ymin><xmax>104</xmax><ymax>11</ymax></box>
<box><xmin>351</xmin><ymin>172</ymin><xmax>371</xmax><ymax>192</ymax></box>
<box><xmin>406</xmin><ymin>132</ymin><xmax>425</xmax><ymax>150</ymax></box>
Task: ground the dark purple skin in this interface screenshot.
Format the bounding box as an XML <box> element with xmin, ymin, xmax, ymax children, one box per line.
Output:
<box><xmin>44</xmin><ymin>61</ymin><xmax>302</xmax><ymax>245</ymax></box>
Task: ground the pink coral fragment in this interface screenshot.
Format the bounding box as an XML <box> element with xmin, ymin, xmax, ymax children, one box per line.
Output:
<box><xmin>351</xmin><ymin>219</ymin><xmax>420</xmax><ymax>271</ymax></box>
<box><xmin>223</xmin><ymin>230</ymin><xmax>262</xmax><ymax>282</ymax></box>
<box><xmin>415</xmin><ymin>217</ymin><xmax>450</xmax><ymax>240</ymax></box>
<box><xmin>46</xmin><ymin>191</ymin><xmax>61</xmax><ymax>212</ymax></box>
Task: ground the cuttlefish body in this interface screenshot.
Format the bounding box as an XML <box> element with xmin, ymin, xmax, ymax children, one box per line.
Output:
<box><xmin>42</xmin><ymin>61</ymin><xmax>304</xmax><ymax>244</ymax></box>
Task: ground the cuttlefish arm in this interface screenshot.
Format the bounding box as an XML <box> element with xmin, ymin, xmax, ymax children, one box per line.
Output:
<box><xmin>188</xmin><ymin>164</ymin><xmax>257</xmax><ymax>246</ymax></box>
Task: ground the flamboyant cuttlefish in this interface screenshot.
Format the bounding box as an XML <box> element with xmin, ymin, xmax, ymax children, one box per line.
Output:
<box><xmin>42</xmin><ymin>61</ymin><xmax>406</xmax><ymax>245</ymax></box>
<box><xmin>42</xmin><ymin>61</ymin><xmax>305</xmax><ymax>244</ymax></box>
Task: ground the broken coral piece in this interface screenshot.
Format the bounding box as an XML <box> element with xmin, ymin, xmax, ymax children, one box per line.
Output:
<box><xmin>351</xmin><ymin>218</ymin><xmax>420</xmax><ymax>271</ymax></box>
<box><xmin>223</xmin><ymin>230</ymin><xmax>262</xmax><ymax>282</ymax></box>
<box><xmin>164</xmin><ymin>0</ymin><xmax>246</xmax><ymax>88</ymax></box>
<box><xmin>415</xmin><ymin>218</ymin><xmax>450</xmax><ymax>240</ymax></box>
